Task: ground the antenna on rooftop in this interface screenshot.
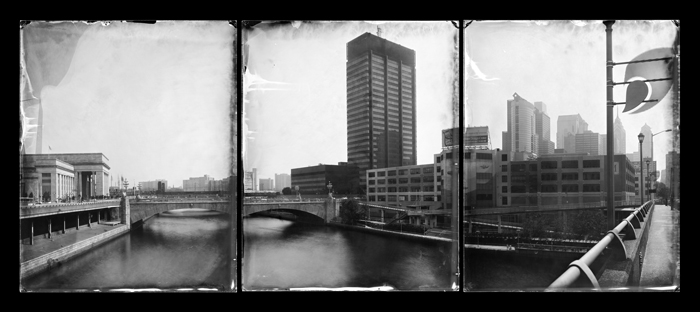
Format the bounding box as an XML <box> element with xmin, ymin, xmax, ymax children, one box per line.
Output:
<box><xmin>377</xmin><ymin>26</ymin><xmax>382</xmax><ymax>38</ymax></box>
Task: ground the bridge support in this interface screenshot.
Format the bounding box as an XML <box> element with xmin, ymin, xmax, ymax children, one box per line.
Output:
<box><xmin>120</xmin><ymin>195</ymin><xmax>131</xmax><ymax>230</ymax></box>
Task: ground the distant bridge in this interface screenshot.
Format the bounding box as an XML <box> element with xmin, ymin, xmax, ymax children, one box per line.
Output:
<box><xmin>243</xmin><ymin>199</ymin><xmax>340</xmax><ymax>223</ymax></box>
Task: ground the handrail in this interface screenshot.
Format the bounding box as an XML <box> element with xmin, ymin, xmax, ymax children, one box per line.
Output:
<box><xmin>547</xmin><ymin>200</ymin><xmax>654</xmax><ymax>290</ymax></box>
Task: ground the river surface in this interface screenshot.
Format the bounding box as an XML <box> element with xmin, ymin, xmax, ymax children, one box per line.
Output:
<box><xmin>243</xmin><ymin>217</ymin><xmax>455</xmax><ymax>290</ymax></box>
<box><xmin>22</xmin><ymin>209</ymin><xmax>230</xmax><ymax>290</ymax></box>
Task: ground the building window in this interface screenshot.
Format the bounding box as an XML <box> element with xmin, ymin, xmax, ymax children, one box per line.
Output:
<box><xmin>583</xmin><ymin>184</ymin><xmax>601</xmax><ymax>192</ymax></box>
<box><xmin>369</xmin><ymin>180</ymin><xmax>376</xmax><ymax>185</ymax></box>
<box><xmin>424</xmin><ymin>195</ymin><xmax>435</xmax><ymax>201</ymax></box>
<box><xmin>398</xmin><ymin>169</ymin><xmax>408</xmax><ymax>175</ymax></box>
<box><xmin>583</xmin><ymin>172</ymin><xmax>601</xmax><ymax>180</ymax></box>
<box><xmin>529</xmin><ymin>164</ymin><xmax>538</xmax><ymax>172</ymax></box>
<box><xmin>512</xmin><ymin>164</ymin><xmax>526</xmax><ymax>172</ymax></box>
<box><xmin>399</xmin><ymin>187</ymin><xmax>408</xmax><ymax>192</ymax></box>
<box><xmin>411</xmin><ymin>177</ymin><xmax>421</xmax><ymax>183</ymax></box>
<box><xmin>541</xmin><ymin>173</ymin><xmax>557</xmax><ymax>181</ymax></box>
<box><xmin>437</xmin><ymin>195</ymin><xmax>441</xmax><ymax>201</ymax></box>
<box><xmin>511</xmin><ymin>185</ymin><xmax>526</xmax><ymax>193</ymax></box>
<box><xmin>423</xmin><ymin>167</ymin><xmax>433</xmax><ymax>174</ymax></box>
<box><xmin>583</xmin><ymin>160</ymin><xmax>600</xmax><ymax>168</ymax></box>
<box><xmin>562</xmin><ymin>160</ymin><xmax>578</xmax><ymax>168</ymax></box>
<box><xmin>369</xmin><ymin>187</ymin><xmax>376</xmax><ymax>193</ymax></box>
<box><xmin>437</xmin><ymin>185</ymin><xmax>442</xmax><ymax>191</ymax></box>
<box><xmin>388</xmin><ymin>178</ymin><xmax>397</xmax><ymax>184</ymax></box>
<box><xmin>541</xmin><ymin>161</ymin><xmax>558</xmax><ymax>169</ymax></box>
<box><xmin>378</xmin><ymin>195</ymin><xmax>386</xmax><ymax>201</ymax></box>
<box><xmin>476</xmin><ymin>173</ymin><xmax>491</xmax><ymax>180</ymax></box>
<box><xmin>388</xmin><ymin>170</ymin><xmax>396</xmax><ymax>176</ymax></box>
<box><xmin>502</xmin><ymin>165</ymin><xmax>508</xmax><ymax>172</ymax></box>
<box><xmin>377</xmin><ymin>187</ymin><xmax>386</xmax><ymax>192</ymax></box>
<box><xmin>446</xmin><ymin>152</ymin><xmax>452</xmax><ymax>159</ymax></box>
<box><xmin>377</xmin><ymin>179</ymin><xmax>385</xmax><ymax>184</ymax></box>
<box><xmin>399</xmin><ymin>178</ymin><xmax>408</xmax><ymax>184</ymax></box>
<box><xmin>562</xmin><ymin>184</ymin><xmax>578</xmax><ymax>192</ymax></box>
<box><xmin>476</xmin><ymin>153</ymin><xmax>492</xmax><ymax>160</ymax></box>
<box><xmin>369</xmin><ymin>196</ymin><xmax>376</xmax><ymax>201</ymax></box>
<box><xmin>476</xmin><ymin>194</ymin><xmax>493</xmax><ymax>200</ymax></box>
<box><xmin>388</xmin><ymin>195</ymin><xmax>397</xmax><ymax>201</ymax></box>
<box><xmin>502</xmin><ymin>175</ymin><xmax>508</xmax><ymax>183</ymax></box>
<box><xmin>502</xmin><ymin>197</ymin><xmax>508</xmax><ymax>205</ymax></box>
<box><xmin>422</xmin><ymin>176</ymin><xmax>434</xmax><ymax>182</ymax></box>
<box><xmin>501</xmin><ymin>154</ymin><xmax>508</xmax><ymax>161</ymax></box>
<box><xmin>465</xmin><ymin>152</ymin><xmax>471</xmax><ymax>159</ymax></box>
<box><xmin>502</xmin><ymin>186</ymin><xmax>508</xmax><ymax>193</ymax></box>
<box><xmin>436</xmin><ymin>156</ymin><xmax>441</xmax><ymax>162</ymax></box>
<box><xmin>368</xmin><ymin>172</ymin><xmax>375</xmax><ymax>178</ymax></box>
<box><xmin>411</xmin><ymin>186</ymin><xmax>421</xmax><ymax>192</ymax></box>
<box><xmin>423</xmin><ymin>185</ymin><xmax>434</xmax><ymax>192</ymax></box>
<box><xmin>388</xmin><ymin>187</ymin><xmax>397</xmax><ymax>192</ymax></box>
<box><xmin>378</xmin><ymin>171</ymin><xmax>386</xmax><ymax>177</ymax></box>
<box><xmin>410</xmin><ymin>168</ymin><xmax>421</xmax><ymax>175</ymax></box>
<box><xmin>541</xmin><ymin>184</ymin><xmax>557</xmax><ymax>193</ymax></box>
<box><xmin>562</xmin><ymin>173</ymin><xmax>578</xmax><ymax>180</ymax></box>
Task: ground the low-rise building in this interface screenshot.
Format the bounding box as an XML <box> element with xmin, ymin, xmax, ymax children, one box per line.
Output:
<box><xmin>20</xmin><ymin>153</ymin><xmax>110</xmax><ymax>202</ymax></box>
<box><xmin>291</xmin><ymin>163</ymin><xmax>360</xmax><ymax>195</ymax></box>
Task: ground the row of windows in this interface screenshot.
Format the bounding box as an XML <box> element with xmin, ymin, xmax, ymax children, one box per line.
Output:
<box><xmin>369</xmin><ymin>195</ymin><xmax>440</xmax><ymax>202</ymax></box>
<box><xmin>501</xmin><ymin>184</ymin><xmax>602</xmax><ymax>193</ymax></box>
<box><xmin>369</xmin><ymin>185</ymin><xmax>440</xmax><ymax>193</ymax></box>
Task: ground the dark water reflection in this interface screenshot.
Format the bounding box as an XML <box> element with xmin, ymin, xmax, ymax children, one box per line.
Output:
<box><xmin>243</xmin><ymin>217</ymin><xmax>453</xmax><ymax>290</ymax></box>
<box><xmin>22</xmin><ymin>209</ymin><xmax>230</xmax><ymax>290</ymax></box>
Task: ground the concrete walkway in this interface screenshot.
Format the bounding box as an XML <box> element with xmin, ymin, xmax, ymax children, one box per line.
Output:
<box><xmin>20</xmin><ymin>223</ymin><xmax>126</xmax><ymax>262</ymax></box>
<box><xmin>639</xmin><ymin>204</ymin><xmax>680</xmax><ymax>289</ymax></box>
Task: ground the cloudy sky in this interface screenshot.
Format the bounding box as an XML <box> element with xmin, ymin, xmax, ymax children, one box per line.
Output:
<box><xmin>465</xmin><ymin>20</ymin><xmax>678</xmax><ymax>172</ymax></box>
<box><xmin>243</xmin><ymin>21</ymin><xmax>458</xmax><ymax>180</ymax></box>
<box><xmin>21</xmin><ymin>21</ymin><xmax>234</xmax><ymax>187</ymax></box>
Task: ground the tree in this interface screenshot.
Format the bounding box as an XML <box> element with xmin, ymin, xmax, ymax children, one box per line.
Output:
<box><xmin>282</xmin><ymin>187</ymin><xmax>292</xmax><ymax>195</ymax></box>
<box><xmin>338</xmin><ymin>199</ymin><xmax>367</xmax><ymax>225</ymax></box>
<box><xmin>569</xmin><ymin>210</ymin><xmax>607</xmax><ymax>240</ymax></box>
<box><xmin>655</xmin><ymin>182</ymin><xmax>670</xmax><ymax>202</ymax></box>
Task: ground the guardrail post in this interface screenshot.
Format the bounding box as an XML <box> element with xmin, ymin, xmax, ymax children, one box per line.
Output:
<box><xmin>567</xmin><ymin>260</ymin><xmax>601</xmax><ymax>289</ymax></box>
<box><xmin>606</xmin><ymin>229</ymin><xmax>629</xmax><ymax>260</ymax></box>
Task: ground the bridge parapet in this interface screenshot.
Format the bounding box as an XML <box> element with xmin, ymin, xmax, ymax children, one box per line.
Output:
<box><xmin>20</xmin><ymin>200</ymin><xmax>121</xmax><ymax>219</ymax></box>
<box><xmin>547</xmin><ymin>200</ymin><xmax>655</xmax><ymax>290</ymax></box>
<box><xmin>243</xmin><ymin>199</ymin><xmax>338</xmax><ymax>223</ymax></box>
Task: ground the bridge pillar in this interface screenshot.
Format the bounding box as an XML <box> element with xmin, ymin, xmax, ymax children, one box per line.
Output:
<box><xmin>120</xmin><ymin>195</ymin><xmax>131</xmax><ymax>230</ymax></box>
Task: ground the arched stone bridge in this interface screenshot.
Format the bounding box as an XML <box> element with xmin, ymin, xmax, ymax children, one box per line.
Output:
<box><xmin>129</xmin><ymin>200</ymin><xmax>231</xmax><ymax>224</ymax></box>
<box><xmin>243</xmin><ymin>199</ymin><xmax>340</xmax><ymax>223</ymax></box>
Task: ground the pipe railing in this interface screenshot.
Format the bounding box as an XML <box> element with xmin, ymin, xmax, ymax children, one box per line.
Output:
<box><xmin>547</xmin><ymin>200</ymin><xmax>654</xmax><ymax>290</ymax></box>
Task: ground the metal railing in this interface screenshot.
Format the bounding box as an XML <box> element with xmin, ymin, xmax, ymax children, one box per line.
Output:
<box><xmin>466</xmin><ymin>200</ymin><xmax>638</xmax><ymax>216</ymax></box>
<box><xmin>547</xmin><ymin>200</ymin><xmax>654</xmax><ymax>290</ymax></box>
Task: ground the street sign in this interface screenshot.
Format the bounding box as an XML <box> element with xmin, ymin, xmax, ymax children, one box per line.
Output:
<box><xmin>623</xmin><ymin>47</ymin><xmax>675</xmax><ymax>114</ymax></box>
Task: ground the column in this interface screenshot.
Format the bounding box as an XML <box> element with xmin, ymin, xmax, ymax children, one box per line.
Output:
<box><xmin>48</xmin><ymin>218</ymin><xmax>52</xmax><ymax>239</ymax></box>
<box><xmin>88</xmin><ymin>212</ymin><xmax>91</xmax><ymax>228</ymax></box>
<box><xmin>30</xmin><ymin>221</ymin><xmax>34</xmax><ymax>245</ymax></box>
<box><xmin>380</xmin><ymin>209</ymin><xmax>385</xmax><ymax>223</ymax></box>
<box><xmin>63</xmin><ymin>216</ymin><xmax>66</xmax><ymax>234</ymax></box>
<box><xmin>97</xmin><ymin>210</ymin><xmax>101</xmax><ymax>224</ymax></box>
<box><xmin>76</xmin><ymin>214</ymin><xmax>80</xmax><ymax>230</ymax></box>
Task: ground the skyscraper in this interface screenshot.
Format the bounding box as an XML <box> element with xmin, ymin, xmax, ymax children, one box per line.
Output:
<box><xmin>614</xmin><ymin>114</ymin><xmax>626</xmax><ymax>154</ymax></box>
<box><xmin>346</xmin><ymin>33</ymin><xmax>416</xmax><ymax>186</ymax></box>
<box><xmin>641</xmin><ymin>123</ymin><xmax>653</xmax><ymax>161</ymax></box>
<box><xmin>557</xmin><ymin>114</ymin><xmax>589</xmax><ymax>153</ymax></box>
<box><xmin>274</xmin><ymin>173</ymin><xmax>291</xmax><ymax>192</ymax></box>
<box><xmin>502</xmin><ymin>93</ymin><xmax>553</xmax><ymax>155</ymax></box>
<box><xmin>575</xmin><ymin>130</ymin><xmax>600</xmax><ymax>156</ymax></box>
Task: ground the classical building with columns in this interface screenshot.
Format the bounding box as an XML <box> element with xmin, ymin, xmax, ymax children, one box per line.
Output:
<box><xmin>20</xmin><ymin>153</ymin><xmax>110</xmax><ymax>202</ymax></box>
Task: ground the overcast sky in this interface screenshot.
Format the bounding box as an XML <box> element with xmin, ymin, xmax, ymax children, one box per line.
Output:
<box><xmin>243</xmin><ymin>21</ymin><xmax>458</xmax><ymax>180</ymax></box>
<box><xmin>465</xmin><ymin>20</ymin><xmax>678</xmax><ymax>172</ymax></box>
<box><xmin>21</xmin><ymin>21</ymin><xmax>234</xmax><ymax>187</ymax></box>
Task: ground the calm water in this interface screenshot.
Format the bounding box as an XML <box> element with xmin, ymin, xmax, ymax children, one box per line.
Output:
<box><xmin>243</xmin><ymin>217</ymin><xmax>455</xmax><ymax>290</ymax></box>
<box><xmin>22</xmin><ymin>209</ymin><xmax>230</xmax><ymax>290</ymax></box>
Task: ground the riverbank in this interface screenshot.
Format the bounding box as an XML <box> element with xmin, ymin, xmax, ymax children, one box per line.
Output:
<box><xmin>327</xmin><ymin>222</ymin><xmax>453</xmax><ymax>243</ymax></box>
<box><xmin>20</xmin><ymin>223</ymin><xmax>129</xmax><ymax>281</ymax></box>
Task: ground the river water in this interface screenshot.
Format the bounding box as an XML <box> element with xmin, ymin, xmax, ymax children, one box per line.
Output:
<box><xmin>22</xmin><ymin>209</ymin><xmax>231</xmax><ymax>290</ymax></box>
<box><xmin>243</xmin><ymin>216</ymin><xmax>454</xmax><ymax>290</ymax></box>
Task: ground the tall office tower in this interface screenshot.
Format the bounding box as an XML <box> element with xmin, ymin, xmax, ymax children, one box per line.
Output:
<box><xmin>346</xmin><ymin>33</ymin><xmax>416</xmax><ymax>186</ymax></box>
<box><xmin>503</xmin><ymin>92</ymin><xmax>538</xmax><ymax>154</ymax></box>
<box><xmin>614</xmin><ymin>114</ymin><xmax>626</xmax><ymax>154</ymax></box>
<box><xmin>534</xmin><ymin>101</ymin><xmax>554</xmax><ymax>156</ymax></box>
<box><xmin>274</xmin><ymin>173</ymin><xmax>291</xmax><ymax>192</ymax></box>
<box><xmin>557</xmin><ymin>114</ymin><xmax>589</xmax><ymax>153</ymax></box>
<box><xmin>575</xmin><ymin>130</ymin><xmax>600</xmax><ymax>156</ymax></box>
<box><xmin>641</xmin><ymin>123</ymin><xmax>653</xmax><ymax>161</ymax></box>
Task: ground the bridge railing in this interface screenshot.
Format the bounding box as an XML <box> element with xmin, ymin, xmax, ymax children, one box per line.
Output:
<box><xmin>547</xmin><ymin>200</ymin><xmax>654</xmax><ymax>290</ymax></box>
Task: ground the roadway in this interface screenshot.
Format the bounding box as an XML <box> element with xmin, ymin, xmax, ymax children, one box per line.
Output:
<box><xmin>639</xmin><ymin>204</ymin><xmax>680</xmax><ymax>288</ymax></box>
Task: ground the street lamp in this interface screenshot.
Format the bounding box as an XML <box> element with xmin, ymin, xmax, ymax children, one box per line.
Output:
<box><xmin>638</xmin><ymin>132</ymin><xmax>645</xmax><ymax>205</ymax></box>
<box><xmin>327</xmin><ymin>181</ymin><xmax>333</xmax><ymax>199</ymax></box>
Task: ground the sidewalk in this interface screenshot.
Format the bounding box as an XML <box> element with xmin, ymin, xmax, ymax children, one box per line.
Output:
<box><xmin>20</xmin><ymin>223</ymin><xmax>126</xmax><ymax>263</ymax></box>
<box><xmin>639</xmin><ymin>204</ymin><xmax>680</xmax><ymax>288</ymax></box>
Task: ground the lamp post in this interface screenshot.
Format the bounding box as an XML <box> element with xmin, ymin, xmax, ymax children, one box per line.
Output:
<box><xmin>638</xmin><ymin>132</ymin><xmax>645</xmax><ymax>205</ymax></box>
<box><xmin>327</xmin><ymin>181</ymin><xmax>333</xmax><ymax>199</ymax></box>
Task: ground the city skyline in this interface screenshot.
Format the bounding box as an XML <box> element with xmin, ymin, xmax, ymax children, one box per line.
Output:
<box><xmin>243</xmin><ymin>21</ymin><xmax>458</xmax><ymax>180</ymax></box>
<box><xmin>21</xmin><ymin>21</ymin><xmax>234</xmax><ymax>188</ymax></box>
<box><xmin>465</xmin><ymin>20</ymin><xmax>677</xmax><ymax>172</ymax></box>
